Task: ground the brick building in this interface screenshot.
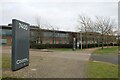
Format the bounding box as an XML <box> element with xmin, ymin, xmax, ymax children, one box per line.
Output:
<box><xmin>0</xmin><ymin>25</ymin><xmax>77</xmax><ymax>46</ymax></box>
<box><xmin>0</xmin><ymin>24</ymin><xmax>117</xmax><ymax>47</ymax></box>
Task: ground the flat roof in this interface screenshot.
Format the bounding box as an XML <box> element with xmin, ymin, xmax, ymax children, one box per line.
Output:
<box><xmin>0</xmin><ymin>25</ymin><xmax>78</xmax><ymax>34</ymax></box>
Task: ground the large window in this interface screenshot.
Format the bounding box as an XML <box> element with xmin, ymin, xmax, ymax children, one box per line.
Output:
<box><xmin>1</xmin><ymin>39</ymin><xmax>7</xmax><ymax>45</ymax></box>
<box><xmin>59</xmin><ymin>40</ymin><xmax>62</xmax><ymax>44</ymax></box>
<box><xmin>84</xmin><ymin>41</ymin><xmax>86</xmax><ymax>44</ymax></box>
<box><xmin>45</xmin><ymin>39</ymin><xmax>50</xmax><ymax>44</ymax></box>
<box><xmin>53</xmin><ymin>40</ymin><xmax>56</xmax><ymax>44</ymax></box>
<box><xmin>56</xmin><ymin>33</ymin><xmax>68</xmax><ymax>38</ymax></box>
<box><xmin>43</xmin><ymin>32</ymin><xmax>68</xmax><ymax>38</ymax></box>
<box><xmin>64</xmin><ymin>40</ymin><xmax>68</xmax><ymax>44</ymax></box>
<box><xmin>2</xmin><ymin>29</ymin><xmax>12</xmax><ymax>36</ymax></box>
<box><xmin>43</xmin><ymin>32</ymin><xmax>52</xmax><ymax>37</ymax></box>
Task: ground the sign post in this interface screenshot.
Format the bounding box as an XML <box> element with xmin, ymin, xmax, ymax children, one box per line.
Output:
<box><xmin>12</xmin><ymin>19</ymin><xmax>30</xmax><ymax>71</ymax></box>
<box><xmin>77</xmin><ymin>42</ymin><xmax>79</xmax><ymax>49</ymax></box>
<box><xmin>73</xmin><ymin>37</ymin><xmax>76</xmax><ymax>51</ymax></box>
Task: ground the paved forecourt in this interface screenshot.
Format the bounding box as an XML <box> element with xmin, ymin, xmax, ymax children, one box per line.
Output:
<box><xmin>2</xmin><ymin>46</ymin><xmax>96</xmax><ymax>78</ymax></box>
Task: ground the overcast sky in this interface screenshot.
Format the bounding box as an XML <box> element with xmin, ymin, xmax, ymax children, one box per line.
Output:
<box><xmin>0</xmin><ymin>0</ymin><xmax>119</xmax><ymax>31</ymax></box>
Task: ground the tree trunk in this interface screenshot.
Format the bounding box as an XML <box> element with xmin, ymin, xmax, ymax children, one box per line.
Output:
<box><xmin>102</xmin><ymin>34</ymin><xmax>104</xmax><ymax>49</ymax></box>
<box><xmin>107</xmin><ymin>37</ymin><xmax>109</xmax><ymax>48</ymax></box>
<box><xmin>97</xmin><ymin>36</ymin><xmax>99</xmax><ymax>47</ymax></box>
<box><xmin>93</xmin><ymin>38</ymin><xmax>95</xmax><ymax>47</ymax></box>
<box><xmin>86</xmin><ymin>32</ymin><xmax>88</xmax><ymax>48</ymax></box>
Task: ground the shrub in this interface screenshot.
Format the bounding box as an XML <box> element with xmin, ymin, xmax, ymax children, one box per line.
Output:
<box><xmin>30</xmin><ymin>43</ymin><xmax>117</xmax><ymax>49</ymax></box>
<box><xmin>30</xmin><ymin>44</ymin><xmax>73</xmax><ymax>49</ymax></box>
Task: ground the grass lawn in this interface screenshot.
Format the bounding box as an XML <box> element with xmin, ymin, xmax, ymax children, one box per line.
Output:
<box><xmin>93</xmin><ymin>46</ymin><xmax>118</xmax><ymax>54</ymax></box>
<box><xmin>48</xmin><ymin>48</ymin><xmax>72</xmax><ymax>51</ymax></box>
<box><xmin>2</xmin><ymin>54</ymin><xmax>11</xmax><ymax>69</ymax></box>
<box><xmin>48</xmin><ymin>48</ymin><xmax>83</xmax><ymax>51</ymax></box>
<box><xmin>88</xmin><ymin>61</ymin><xmax>118</xmax><ymax>78</ymax></box>
<box><xmin>2</xmin><ymin>54</ymin><xmax>25</xmax><ymax>79</ymax></box>
<box><xmin>2</xmin><ymin>54</ymin><xmax>12</xmax><ymax>79</ymax></box>
<box><xmin>0</xmin><ymin>56</ymin><xmax>1</xmax><ymax>79</ymax></box>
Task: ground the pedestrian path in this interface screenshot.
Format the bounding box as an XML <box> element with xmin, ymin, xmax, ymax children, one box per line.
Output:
<box><xmin>90</xmin><ymin>54</ymin><xmax>118</xmax><ymax>65</ymax></box>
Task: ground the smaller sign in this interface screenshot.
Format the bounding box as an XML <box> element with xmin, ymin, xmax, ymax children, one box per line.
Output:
<box><xmin>73</xmin><ymin>38</ymin><xmax>76</xmax><ymax>51</ymax></box>
<box><xmin>77</xmin><ymin>42</ymin><xmax>79</xmax><ymax>48</ymax></box>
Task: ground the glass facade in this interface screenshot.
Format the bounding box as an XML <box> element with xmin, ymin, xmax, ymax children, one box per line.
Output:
<box><xmin>43</xmin><ymin>32</ymin><xmax>68</xmax><ymax>38</ymax></box>
<box><xmin>59</xmin><ymin>40</ymin><xmax>62</xmax><ymax>44</ymax></box>
<box><xmin>43</xmin><ymin>32</ymin><xmax>52</xmax><ymax>37</ymax></box>
<box><xmin>2</xmin><ymin>39</ymin><xmax>7</xmax><ymax>44</ymax></box>
<box><xmin>57</xmin><ymin>33</ymin><xmax>68</xmax><ymax>38</ymax></box>
<box><xmin>2</xmin><ymin>29</ymin><xmax>12</xmax><ymax>36</ymax></box>
<box><xmin>0</xmin><ymin>29</ymin><xmax>12</xmax><ymax>45</ymax></box>
<box><xmin>46</xmin><ymin>40</ymin><xmax>50</xmax><ymax>44</ymax></box>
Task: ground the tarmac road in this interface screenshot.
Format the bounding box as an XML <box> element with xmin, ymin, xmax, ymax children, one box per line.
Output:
<box><xmin>90</xmin><ymin>54</ymin><xmax>118</xmax><ymax>65</ymax></box>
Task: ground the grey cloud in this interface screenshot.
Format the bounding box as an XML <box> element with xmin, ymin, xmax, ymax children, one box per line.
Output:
<box><xmin>1</xmin><ymin>1</ymin><xmax>118</xmax><ymax>31</ymax></box>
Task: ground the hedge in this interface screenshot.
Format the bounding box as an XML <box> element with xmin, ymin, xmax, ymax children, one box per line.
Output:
<box><xmin>30</xmin><ymin>44</ymin><xmax>73</xmax><ymax>49</ymax></box>
<box><xmin>30</xmin><ymin>43</ymin><xmax>118</xmax><ymax>49</ymax></box>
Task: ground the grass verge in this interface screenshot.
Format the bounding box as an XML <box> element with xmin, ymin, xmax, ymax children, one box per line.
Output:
<box><xmin>93</xmin><ymin>46</ymin><xmax>118</xmax><ymax>54</ymax></box>
<box><xmin>2</xmin><ymin>54</ymin><xmax>12</xmax><ymax>79</ymax></box>
<box><xmin>48</xmin><ymin>48</ymin><xmax>83</xmax><ymax>51</ymax></box>
<box><xmin>2</xmin><ymin>54</ymin><xmax>11</xmax><ymax>68</ymax></box>
<box><xmin>88</xmin><ymin>61</ymin><xmax>118</xmax><ymax>78</ymax></box>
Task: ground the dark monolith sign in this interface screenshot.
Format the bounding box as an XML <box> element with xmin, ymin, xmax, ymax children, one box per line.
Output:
<box><xmin>12</xmin><ymin>19</ymin><xmax>30</xmax><ymax>71</ymax></box>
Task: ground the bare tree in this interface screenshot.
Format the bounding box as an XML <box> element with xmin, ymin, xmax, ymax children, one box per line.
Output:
<box><xmin>34</xmin><ymin>16</ymin><xmax>44</xmax><ymax>44</ymax></box>
<box><xmin>48</xmin><ymin>24</ymin><xmax>60</xmax><ymax>44</ymax></box>
<box><xmin>109</xmin><ymin>30</ymin><xmax>118</xmax><ymax>46</ymax></box>
<box><xmin>77</xmin><ymin>15</ymin><xmax>94</xmax><ymax>48</ymax></box>
<box><xmin>77</xmin><ymin>15</ymin><xmax>116</xmax><ymax>49</ymax></box>
<box><xmin>95</xmin><ymin>17</ymin><xmax>115</xmax><ymax>49</ymax></box>
<box><xmin>87</xmin><ymin>18</ymin><xmax>98</xmax><ymax>47</ymax></box>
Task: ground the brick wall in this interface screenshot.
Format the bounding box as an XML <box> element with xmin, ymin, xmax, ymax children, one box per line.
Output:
<box><xmin>6</xmin><ymin>36</ymin><xmax>12</xmax><ymax>45</ymax></box>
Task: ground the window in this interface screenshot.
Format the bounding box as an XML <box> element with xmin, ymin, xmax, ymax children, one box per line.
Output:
<box><xmin>46</xmin><ymin>40</ymin><xmax>50</xmax><ymax>44</ymax></box>
<box><xmin>59</xmin><ymin>40</ymin><xmax>62</xmax><ymax>44</ymax></box>
<box><xmin>92</xmin><ymin>41</ymin><xmax>94</xmax><ymax>44</ymax></box>
<box><xmin>2</xmin><ymin>29</ymin><xmax>12</xmax><ymax>36</ymax></box>
<box><xmin>53</xmin><ymin>40</ymin><xmax>56</xmax><ymax>44</ymax></box>
<box><xmin>88</xmin><ymin>41</ymin><xmax>90</xmax><ymax>44</ymax></box>
<box><xmin>84</xmin><ymin>41</ymin><xmax>86</xmax><ymax>44</ymax></box>
<box><xmin>58</xmin><ymin>33</ymin><xmax>65</xmax><ymax>37</ymax></box>
<box><xmin>1</xmin><ymin>39</ymin><xmax>7</xmax><ymax>45</ymax></box>
<box><xmin>64</xmin><ymin>40</ymin><xmax>67</xmax><ymax>44</ymax></box>
<box><xmin>43</xmin><ymin>32</ymin><xmax>47</xmax><ymax>37</ymax></box>
<box><xmin>43</xmin><ymin>32</ymin><xmax>52</xmax><ymax>37</ymax></box>
<box><xmin>55</xmin><ymin>33</ymin><xmax>58</xmax><ymax>37</ymax></box>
